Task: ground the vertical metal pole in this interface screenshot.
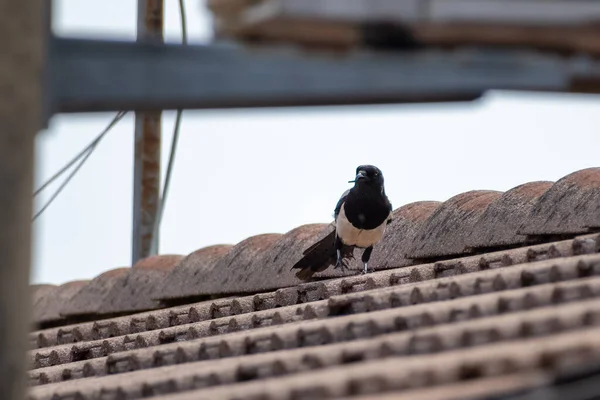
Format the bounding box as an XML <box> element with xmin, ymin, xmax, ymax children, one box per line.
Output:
<box><xmin>132</xmin><ymin>0</ymin><xmax>164</xmax><ymax>265</ymax></box>
<box><xmin>0</xmin><ymin>0</ymin><xmax>44</xmax><ymax>399</ymax></box>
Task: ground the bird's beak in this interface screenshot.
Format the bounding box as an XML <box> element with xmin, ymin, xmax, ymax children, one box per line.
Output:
<box><xmin>348</xmin><ymin>170</ymin><xmax>368</xmax><ymax>183</ymax></box>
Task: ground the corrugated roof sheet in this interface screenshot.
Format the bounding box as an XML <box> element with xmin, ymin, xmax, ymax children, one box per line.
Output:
<box><xmin>27</xmin><ymin>167</ymin><xmax>600</xmax><ymax>399</ymax></box>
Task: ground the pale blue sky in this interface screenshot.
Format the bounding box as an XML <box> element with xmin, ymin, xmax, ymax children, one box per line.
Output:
<box><xmin>32</xmin><ymin>0</ymin><xmax>600</xmax><ymax>285</ymax></box>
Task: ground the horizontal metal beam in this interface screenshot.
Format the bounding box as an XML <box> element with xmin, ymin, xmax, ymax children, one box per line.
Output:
<box><xmin>47</xmin><ymin>36</ymin><xmax>600</xmax><ymax>117</ymax></box>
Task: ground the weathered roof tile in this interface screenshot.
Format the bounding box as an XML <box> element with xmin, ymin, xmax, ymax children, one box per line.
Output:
<box><xmin>31</xmin><ymin>285</ymin><xmax>57</xmax><ymax>316</ymax></box>
<box><xmin>158</xmin><ymin>245</ymin><xmax>233</xmax><ymax>303</ymax></box>
<box><xmin>59</xmin><ymin>268</ymin><xmax>130</xmax><ymax>319</ymax></box>
<box><xmin>519</xmin><ymin>167</ymin><xmax>600</xmax><ymax>235</ymax></box>
<box><xmin>96</xmin><ymin>255</ymin><xmax>184</xmax><ymax>315</ymax></box>
<box><xmin>369</xmin><ymin>201</ymin><xmax>442</xmax><ymax>270</ymax></box>
<box><xmin>466</xmin><ymin>181</ymin><xmax>553</xmax><ymax>250</ymax></box>
<box><xmin>236</xmin><ymin>223</ymin><xmax>331</xmax><ymax>290</ymax></box>
<box><xmin>32</xmin><ymin>281</ymin><xmax>89</xmax><ymax>327</ymax></box>
<box><xmin>191</xmin><ymin>233</ymin><xmax>283</xmax><ymax>296</ymax></box>
<box><xmin>407</xmin><ymin>190</ymin><xmax>503</xmax><ymax>259</ymax></box>
<box><xmin>25</xmin><ymin>166</ymin><xmax>600</xmax><ymax>400</ymax></box>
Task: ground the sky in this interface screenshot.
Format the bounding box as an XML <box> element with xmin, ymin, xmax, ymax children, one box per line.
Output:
<box><xmin>32</xmin><ymin>0</ymin><xmax>600</xmax><ymax>285</ymax></box>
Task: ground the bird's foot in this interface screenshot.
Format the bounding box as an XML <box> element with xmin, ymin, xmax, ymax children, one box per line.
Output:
<box><xmin>335</xmin><ymin>257</ymin><xmax>349</xmax><ymax>272</ymax></box>
<box><xmin>361</xmin><ymin>262</ymin><xmax>373</xmax><ymax>275</ymax></box>
<box><xmin>334</xmin><ymin>249</ymin><xmax>349</xmax><ymax>273</ymax></box>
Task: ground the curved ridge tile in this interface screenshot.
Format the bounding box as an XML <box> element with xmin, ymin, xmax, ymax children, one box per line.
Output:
<box><xmin>519</xmin><ymin>167</ymin><xmax>600</xmax><ymax>235</ymax></box>
<box><xmin>194</xmin><ymin>233</ymin><xmax>283</xmax><ymax>295</ymax></box>
<box><xmin>132</xmin><ymin>254</ymin><xmax>184</xmax><ymax>271</ymax></box>
<box><xmin>60</xmin><ymin>267</ymin><xmax>130</xmax><ymax>318</ymax></box>
<box><xmin>284</xmin><ymin>203</ymin><xmax>443</xmax><ymax>281</ymax></box>
<box><xmin>158</xmin><ymin>245</ymin><xmax>234</xmax><ymax>302</ymax></box>
<box><xmin>368</xmin><ymin>201</ymin><xmax>443</xmax><ymax>270</ymax></box>
<box><xmin>407</xmin><ymin>190</ymin><xmax>503</xmax><ymax>259</ymax></box>
<box><xmin>313</xmin><ymin>202</ymin><xmax>442</xmax><ymax>277</ymax></box>
<box><xmin>31</xmin><ymin>284</ymin><xmax>56</xmax><ymax>306</ymax></box>
<box><xmin>97</xmin><ymin>255</ymin><xmax>184</xmax><ymax>315</ymax></box>
<box><xmin>466</xmin><ymin>181</ymin><xmax>554</xmax><ymax>250</ymax></box>
<box><xmin>33</xmin><ymin>281</ymin><xmax>89</xmax><ymax>326</ymax></box>
<box><xmin>31</xmin><ymin>285</ymin><xmax>58</xmax><ymax>326</ymax></box>
<box><xmin>239</xmin><ymin>223</ymin><xmax>330</xmax><ymax>290</ymax></box>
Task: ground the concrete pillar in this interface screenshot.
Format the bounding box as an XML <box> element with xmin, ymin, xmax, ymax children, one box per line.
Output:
<box><xmin>0</xmin><ymin>1</ymin><xmax>45</xmax><ymax>399</ymax></box>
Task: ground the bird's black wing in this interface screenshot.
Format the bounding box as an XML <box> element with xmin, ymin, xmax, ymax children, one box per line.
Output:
<box><xmin>333</xmin><ymin>189</ymin><xmax>350</xmax><ymax>221</ymax></box>
<box><xmin>291</xmin><ymin>189</ymin><xmax>352</xmax><ymax>281</ymax></box>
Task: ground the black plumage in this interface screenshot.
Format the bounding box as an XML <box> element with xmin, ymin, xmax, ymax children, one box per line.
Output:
<box><xmin>292</xmin><ymin>165</ymin><xmax>392</xmax><ymax>281</ymax></box>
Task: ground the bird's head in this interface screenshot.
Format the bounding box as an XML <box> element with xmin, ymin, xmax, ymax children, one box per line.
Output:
<box><xmin>349</xmin><ymin>165</ymin><xmax>385</xmax><ymax>188</ymax></box>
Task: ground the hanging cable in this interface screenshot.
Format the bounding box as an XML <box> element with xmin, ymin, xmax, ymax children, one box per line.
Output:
<box><xmin>32</xmin><ymin>111</ymin><xmax>128</xmax><ymax>222</ymax></box>
<box><xmin>33</xmin><ymin>111</ymin><xmax>127</xmax><ymax>197</ymax></box>
<box><xmin>178</xmin><ymin>0</ymin><xmax>188</xmax><ymax>45</ymax></box>
<box><xmin>149</xmin><ymin>0</ymin><xmax>187</xmax><ymax>255</ymax></box>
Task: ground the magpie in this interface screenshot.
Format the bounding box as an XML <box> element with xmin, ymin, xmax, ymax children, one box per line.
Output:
<box><xmin>292</xmin><ymin>165</ymin><xmax>392</xmax><ymax>281</ymax></box>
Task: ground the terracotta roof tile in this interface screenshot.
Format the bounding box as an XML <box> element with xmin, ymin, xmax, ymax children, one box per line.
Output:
<box><xmin>28</xmin><ymin>234</ymin><xmax>599</xmax><ymax>350</ymax></box>
<box><xmin>27</xmin><ymin>243</ymin><xmax>600</xmax><ymax>398</ymax></box>
<box><xmin>465</xmin><ymin>181</ymin><xmax>554</xmax><ymax>250</ymax></box>
<box><xmin>25</xmin><ymin>167</ymin><xmax>600</xmax><ymax>399</ymax></box>
<box><xmin>32</xmin><ymin>281</ymin><xmax>89</xmax><ymax>328</ymax></box>
<box><xmin>189</xmin><ymin>233</ymin><xmax>283</xmax><ymax>296</ymax></box>
<box><xmin>132</xmin><ymin>254</ymin><xmax>183</xmax><ymax>271</ymax></box>
<box><xmin>31</xmin><ymin>284</ymin><xmax>57</xmax><ymax>303</ymax></box>
<box><xmin>30</xmin><ymin>298</ymin><xmax>222</xmax><ymax>350</ymax></box>
<box><xmin>31</xmin><ymin>285</ymin><xmax>58</xmax><ymax>324</ymax></box>
<box><xmin>158</xmin><ymin>245</ymin><xmax>234</xmax><ymax>302</ymax></box>
<box><xmin>222</xmin><ymin>224</ymin><xmax>332</xmax><ymax>292</ymax></box>
<box><xmin>346</xmin><ymin>373</ymin><xmax>548</xmax><ymax>400</ymax></box>
<box><xmin>28</xmin><ymin>272</ymin><xmax>600</xmax><ymax>387</ymax></box>
<box><xmin>59</xmin><ymin>268</ymin><xmax>130</xmax><ymax>319</ymax></box>
<box><xmin>365</xmin><ymin>201</ymin><xmax>442</xmax><ymax>271</ymax></box>
<box><xmin>26</xmin><ymin>283</ymin><xmax>600</xmax><ymax>392</ymax></box>
<box><xmin>95</xmin><ymin>255</ymin><xmax>184</xmax><ymax>315</ymax></box>
<box><xmin>281</xmin><ymin>203</ymin><xmax>442</xmax><ymax>279</ymax></box>
<box><xmin>519</xmin><ymin>167</ymin><xmax>600</xmax><ymax>235</ymax></box>
<box><xmin>406</xmin><ymin>190</ymin><xmax>503</xmax><ymax>259</ymax></box>
<box><xmin>26</xmin><ymin>247</ymin><xmax>600</xmax><ymax>371</ymax></box>
<box><xmin>30</xmin><ymin>325</ymin><xmax>600</xmax><ymax>400</ymax></box>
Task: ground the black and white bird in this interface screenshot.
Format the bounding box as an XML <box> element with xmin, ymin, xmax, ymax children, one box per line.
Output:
<box><xmin>292</xmin><ymin>165</ymin><xmax>392</xmax><ymax>281</ymax></box>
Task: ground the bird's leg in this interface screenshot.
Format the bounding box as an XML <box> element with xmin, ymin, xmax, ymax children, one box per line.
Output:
<box><xmin>334</xmin><ymin>235</ymin><xmax>347</xmax><ymax>272</ymax></box>
<box><xmin>361</xmin><ymin>246</ymin><xmax>374</xmax><ymax>274</ymax></box>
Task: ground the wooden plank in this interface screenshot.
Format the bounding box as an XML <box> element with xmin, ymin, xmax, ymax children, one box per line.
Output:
<box><xmin>208</xmin><ymin>0</ymin><xmax>600</xmax><ymax>55</ymax></box>
<box><xmin>209</xmin><ymin>0</ymin><xmax>600</xmax><ymax>25</ymax></box>
<box><xmin>431</xmin><ymin>0</ymin><xmax>600</xmax><ymax>24</ymax></box>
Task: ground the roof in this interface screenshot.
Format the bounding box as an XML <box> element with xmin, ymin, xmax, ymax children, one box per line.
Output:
<box><xmin>27</xmin><ymin>166</ymin><xmax>600</xmax><ymax>400</ymax></box>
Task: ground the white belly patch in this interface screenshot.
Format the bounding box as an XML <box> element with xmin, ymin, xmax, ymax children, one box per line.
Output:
<box><xmin>336</xmin><ymin>205</ymin><xmax>387</xmax><ymax>248</ymax></box>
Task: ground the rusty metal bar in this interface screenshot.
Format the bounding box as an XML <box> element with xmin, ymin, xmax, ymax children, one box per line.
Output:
<box><xmin>132</xmin><ymin>0</ymin><xmax>164</xmax><ymax>265</ymax></box>
<box><xmin>0</xmin><ymin>0</ymin><xmax>45</xmax><ymax>399</ymax></box>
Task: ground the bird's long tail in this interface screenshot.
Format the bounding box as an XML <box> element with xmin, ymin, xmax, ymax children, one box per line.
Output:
<box><xmin>291</xmin><ymin>230</ymin><xmax>354</xmax><ymax>281</ymax></box>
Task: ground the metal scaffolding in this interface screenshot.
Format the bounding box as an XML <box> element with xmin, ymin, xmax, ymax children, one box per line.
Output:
<box><xmin>3</xmin><ymin>0</ymin><xmax>600</xmax><ymax>398</ymax></box>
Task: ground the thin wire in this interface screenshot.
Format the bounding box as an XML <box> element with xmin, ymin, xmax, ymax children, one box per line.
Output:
<box><xmin>32</xmin><ymin>111</ymin><xmax>128</xmax><ymax>222</ymax></box>
<box><xmin>149</xmin><ymin>0</ymin><xmax>187</xmax><ymax>255</ymax></box>
<box><xmin>33</xmin><ymin>111</ymin><xmax>127</xmax><ymax>196</ymax></box>
<box><xmin>178</xmin><ymin>0</ymin><xmax>188</xmax><ymax>45</ymax></box>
